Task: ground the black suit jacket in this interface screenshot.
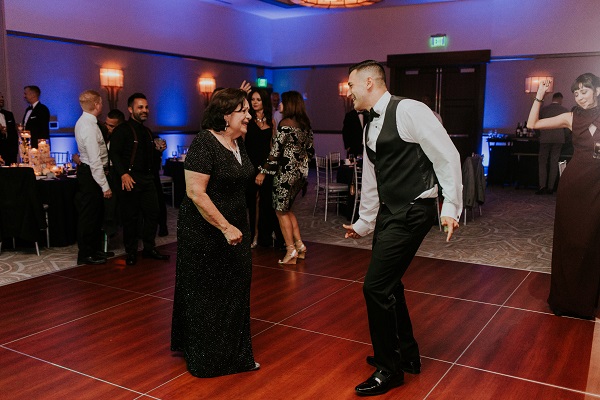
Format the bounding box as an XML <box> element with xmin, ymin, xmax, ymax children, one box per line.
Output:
<box><xmin>0</xmin><ymin>109</ymin><xmax>19</xmax><ymax>164</ymax></box>
<box><xmin>23</xmin><ymin>102</ymin><xmax>50</xmax><ymax>148</ymax></box>
<box><xmin>342</xmin><ymin>109</ymin><xmax>364</xmax><ymax>157</ymax></box>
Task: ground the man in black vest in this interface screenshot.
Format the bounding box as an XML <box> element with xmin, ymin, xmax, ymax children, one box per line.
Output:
<box><xmin>109</xmin><ymin>93</ymin><xmax>170</xmax><ymax>266</ymax></box>
<box><xmin>342</xmin><ymin>60</ymin><xmax>463</xmax><ymax>396</ymax></box>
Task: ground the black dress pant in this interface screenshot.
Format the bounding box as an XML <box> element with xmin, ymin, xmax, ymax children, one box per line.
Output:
<box><xmin>153</xmin><ymin>173</ymin><xmax>167</xmax><ymax>230</ymax></box>
<box><xmin>246</xmin><ymin>175</ymin><xmax>283</xmax><ymax>247</ymax></box>
<box><xmin>120</xmin><ymin>173</ymin><xmax>159</xmax><ymax>254</ymax></box>
<box><xmin>75</xmin><ymin>164</ymin><xmax>104</xmax><ymax>259</ymax></box>
<box><xmin>363</xmin><ymin>200</ymin><xmax>436</xmax><ymax>374</ymax></box>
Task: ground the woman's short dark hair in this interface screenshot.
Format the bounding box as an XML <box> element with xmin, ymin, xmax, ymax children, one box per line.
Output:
<box><xmin>248</xmin><ymin>88</ymin><xmax>273</xmax><ymax>126</ymax></box>
<box><xmin>570</xmin><ymin>73</ymin><xmax>600</xmax><ymax>93</ymax></box>
<box><xmin>281</xmin><ymin>91</ymin><xmax>311</xmax><ymax>132</ymax></box>
<box><xmin>202</xmin><ymin>88</ymin><xmax>247</xmax><ymax>132</ymax></box>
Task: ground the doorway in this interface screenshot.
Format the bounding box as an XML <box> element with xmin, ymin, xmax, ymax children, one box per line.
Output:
<box><xmin>387</xmin><ymin>50</ymin><xmax>490</xmax><ymax>160</ymax></box>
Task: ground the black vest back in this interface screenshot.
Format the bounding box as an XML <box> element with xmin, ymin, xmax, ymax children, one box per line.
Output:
<box><xmin>365</xmin><ymin>96</ymin><xmax>436</xmax><ymax>214</ymax></box>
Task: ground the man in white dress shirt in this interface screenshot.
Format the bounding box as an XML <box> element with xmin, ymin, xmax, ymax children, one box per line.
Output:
<box><xmin>342</xmin><ymin>60</ymin><xmax>463</xmax><ymax>396</ymax></box>
<box><xmin>74</xmin><ymin>90</ymin><xmax>113</xmax><ymax>265</ymax></box>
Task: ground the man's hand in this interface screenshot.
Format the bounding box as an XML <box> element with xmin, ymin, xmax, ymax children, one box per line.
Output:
<box><xmin>121</xmin><ymin>173</ymin><xmax>136</xmax><ymax>191</ymax></box>
<box><xmin>103</xmin><ymin>188</ymin><xmax>112</xmax><ymax>199</ymax></box>
<box><xmin>342</xmin><ymin>224</ymin><xmax>362</xmax><ymax>239</ymax></box>
<box><xmin>440</xmin><ymin>216</ymin><xmax>459</xmax><ymax>242</ymax></box>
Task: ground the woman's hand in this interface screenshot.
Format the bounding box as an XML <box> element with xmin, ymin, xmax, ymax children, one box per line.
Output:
<box><xmin>536</xmin><ymin>79</ymin><xmax>552</xmax><ymax>100</ymax></box>
<box><xmin>255</xmin><ymin>173</ymin><xmax>266</xmax><ymax>186</ymax></box>
<box><xmin>223</xmin><ymin>224</ymin><xmax>243</xmax><ymax>246</ymax></box>
<box><xmin>240</xmin><ymin>80</ymin><xmax>252</xmax><ymax>94</ymax></box>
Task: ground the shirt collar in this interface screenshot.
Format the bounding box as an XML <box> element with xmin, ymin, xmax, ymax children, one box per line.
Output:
<box><xmin>82</xmin><ymin>111</ymin><xmax>98</xmax><ymax>122</ymax></box>
<box><xmin>371</xmin><ymin>91</ymin><xmax>391</xmax><ymax>118</ymax></box>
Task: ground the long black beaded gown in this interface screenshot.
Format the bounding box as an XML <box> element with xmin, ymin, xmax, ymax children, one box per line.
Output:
<box><xmin>171</xmin><ymin>129</ymin><xmax>256</xmax><ymax>377</ymax></box>
<box><xmin>548</xmin><ymin>105</ymin><xmax>600</xmax><ymax>318</ymax></box>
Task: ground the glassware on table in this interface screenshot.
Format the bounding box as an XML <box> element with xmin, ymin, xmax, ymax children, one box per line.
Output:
<box><xmin>594</xmin><ymin>142</ymin><xmax>600</xmax><ymax>159</ymax></box>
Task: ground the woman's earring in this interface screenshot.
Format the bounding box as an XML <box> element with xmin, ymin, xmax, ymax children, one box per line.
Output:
<box><xmin>225</xmin><ymin>121</ymin><xmax>229</xmax><ymax>130</ymax></box>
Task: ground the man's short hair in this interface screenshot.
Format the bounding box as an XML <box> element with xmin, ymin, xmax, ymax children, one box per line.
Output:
<box><xmin>107</xmin><ymin>108</ymin><xmax>125</xmax><ymax>123</ymax></box>
<box><xmin>79</xmin><ymin>90</ymin><xmax>101</xmax><ymax>112</ymax></box>
<box><xmin>348</xmin><ymin>60</ymin><xmax>386</xmax><ymax>83</ymax></box>
<box><xmin>24</xmin><ymin>85</ymin><xmax>41</xmax><ymax>97</ymax></box>
<box><xmin>127</xmin><ymin>92</ymin><xmax>147</xmax><ymax>107</ymax></box>
<box><xmin>552</xmin><ymin>92</ymin><xmax>563</xmax><ymax>100</ymax></box>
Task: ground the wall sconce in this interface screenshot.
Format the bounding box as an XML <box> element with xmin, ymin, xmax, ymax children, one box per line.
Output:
<box><xmin>525</xmin><ymin>76</ymin><xmax>554</xmax><ymax>94</ymax></box>
<box><xmin>99</xmin><ymin>68</ymin><xmax>124</xmax><ymax>110</ymax></box>
<box><xmin>198</xmin><ymin>77</ymin><xmax>216</xmax><ymax>104</ymax></box>
<box><xmin>338</xmin><ymin>81</ymin><xmax>353</xmax><ymax>112</ymax></box>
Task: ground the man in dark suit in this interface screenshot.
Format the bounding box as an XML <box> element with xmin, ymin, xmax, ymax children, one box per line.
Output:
<box><xmin>342</xmin><ymin>60</ymin><xmax>463</xmax><ymax>396</ymax></box>
<box><xmin>22</xmin><ymin>85</ymin><xmax>50</xmax><ymax>148</ymax></box>
<box><xmin>109</xmin><ymin>93</ymin><xmax>170</xmax><ymax>266</ymax></box>
<box><xmin>0</xmin><ymin>92</ymin><xmax>19</xmax><ymax>165</ymax></box>
<box><xmin>342</xmin><ymin>109</ymin><xmax>365</xmax><ymax>158</ymax></box>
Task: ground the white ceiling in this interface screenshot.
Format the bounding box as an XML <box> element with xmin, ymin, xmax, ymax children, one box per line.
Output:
<box><xmin>198</xmin><ymin>0</ymin><xmax>460</xmax><ymax>19</ymax></box>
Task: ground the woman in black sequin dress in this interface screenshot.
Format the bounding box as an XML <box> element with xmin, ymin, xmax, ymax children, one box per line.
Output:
<box><xmin>527</xmin><ymin>73</ymin><xmax>600</xmax><ymax>320</ymax></box>
<box><xmin>257</xmin><ymin>91</ymin><xmax>314</xmax><ymax>264</ymax></box>
<box><xmin>171</xmin><ymin>88</ymin><xmax>259</xmax><ymax>377</ymax></box>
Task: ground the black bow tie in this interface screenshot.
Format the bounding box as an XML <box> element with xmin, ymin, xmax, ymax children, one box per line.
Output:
<box><xmin>26</xmin><ymin>105</ymin><xmax>33</xmax><ymax>111</ymax></box>
<box><xmin>365</xmin><ymin>108</ymin><xmax>379</xmax><ymax>123</ymax></box>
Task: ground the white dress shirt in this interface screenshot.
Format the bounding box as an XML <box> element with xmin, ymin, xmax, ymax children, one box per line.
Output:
<box><xmin>74</xmin><ymin>111</ymin><xmax>110</xmax><ymax>192</ymax></box>
<box><xmin>353</xmin><ymin>91</ymin><xmax>463</xmax><ymax>237</ymax></box>
<box><xmin>24</xmin><ymin>100</ymin><xmax>39</xmax><ymax>125</ymax></box>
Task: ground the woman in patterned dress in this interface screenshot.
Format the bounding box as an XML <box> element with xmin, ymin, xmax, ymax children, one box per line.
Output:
<box><xmin>527</xmin><ymin>73</ymin><xmax>600</xmax><ymax>320</ymax></box>
<box><xmin>256</xmin><ymin>91</ymin><xmax>314</xmax><ymax>264</ymax></box>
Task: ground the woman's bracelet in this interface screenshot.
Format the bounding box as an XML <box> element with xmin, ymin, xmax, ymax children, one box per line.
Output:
<box><xmin>534</xmin><ymin>97</ymin><xmax>544</xmax><ymax>103</ymax></box>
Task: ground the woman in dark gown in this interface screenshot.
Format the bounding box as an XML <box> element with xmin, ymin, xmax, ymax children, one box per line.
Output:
<box><xmin>257</xmin><ymin>91</ymin><xmax>314</xmax><ymax>264</ymax></box>
<box><xmin>527</xmin><ymin>73</ymin><xmax>600</xmax><ymax>320</ymax></box>
<box><xmin>171</xmin><ymin>88</ymin><xmax>259</xmax><ymax>377</ymax></box>
<box><xmin>245</xmin><ymin>88</ymin><xmax>282</xmax><ymax>248</ymax></box>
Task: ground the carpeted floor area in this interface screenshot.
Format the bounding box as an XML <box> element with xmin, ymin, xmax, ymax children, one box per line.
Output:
<box><xmin>0</xmin><ymin>172</ymin><xmax>556</xmax><ymax>286</ymax></box>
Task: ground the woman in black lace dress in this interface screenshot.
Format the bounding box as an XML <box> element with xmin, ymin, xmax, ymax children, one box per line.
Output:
<box><xmin>245</xmin><ymin>88</ymin><xmax>282</xmax><ymax>248</ymax></box>
<box><xmin>527</xmin><ymin>73</ymin><xmax>600</xmax><ymax>320</ymax></box>
<box><xmin>171</xmin><ymin>88</ymin><xmax>259</xmax><ymax>377</ymax></box>
<box><xmin>257</xmin><ymin>91</ymin><xmax>314</xmax><ymax>264</ymax></box>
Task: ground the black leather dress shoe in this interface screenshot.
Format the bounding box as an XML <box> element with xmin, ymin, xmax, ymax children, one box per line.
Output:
<box><xmin>366</xmin><ymin>355</ymin><xmax>421</xmax><ymax>374</ymax></box>
<box><xmin>126</xmin><ymin>253</ymin><xmax>137</xmax><ymax>266</ymax></box>
<box><xmin>77</xmin><ymin>255</ymin><xmax>107</xmax><ymax>265</ymax></box>
<box><xmin>142</xmin><ymin>248</ymin><xmax>170</xmax><ymax>260</ymax></box>
<box><xmin>355</xmin><ymin>370</ymin><xmax>404</xmax><ymax>396</ymax></box>
<box><xmin>96</xmin><ymin>251</ymin><xmax>115</xmax><ymax>258</ymax></box>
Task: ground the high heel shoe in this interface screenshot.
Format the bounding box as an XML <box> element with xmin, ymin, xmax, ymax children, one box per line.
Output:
<box><xmin>250</xmin><ymin>239</ymin><xmax>258</xmax><ymax>249</ymax></box>
<box><xmin>278</xmin><ymin>245</ymin><xmax>298</xmax><ymax>265</ymax></box>
<box><xmin>295</xmin><ymin>240</ymin><xmax>307</xmax><ymax>260</ymax></box>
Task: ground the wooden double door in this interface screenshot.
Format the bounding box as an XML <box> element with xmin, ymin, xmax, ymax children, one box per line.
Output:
<box><xmin>387</xmin><ymin>50</ymin><xmax>490</xmax><ymax>161</ymax></box>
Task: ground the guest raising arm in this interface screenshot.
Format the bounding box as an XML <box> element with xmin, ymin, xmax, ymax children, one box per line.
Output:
<box><xmin>527</xmin><ymin>73</ymin><xmax>600</xmax><ymax>320</ymax></box>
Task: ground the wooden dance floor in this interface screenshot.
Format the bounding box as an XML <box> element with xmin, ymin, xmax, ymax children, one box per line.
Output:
<box><xmin>1</xmin><ymin>241</ymin><xmax>599</xmax><ymax>399</ymax></box>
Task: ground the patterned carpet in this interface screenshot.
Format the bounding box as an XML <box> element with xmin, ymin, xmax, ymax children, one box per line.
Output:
<box><xmin>0</xmin><ymin>173</ymin><xmax>555</xmax><ymax>287</ymax></box>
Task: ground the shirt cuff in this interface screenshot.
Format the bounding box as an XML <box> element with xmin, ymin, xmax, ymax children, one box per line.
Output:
<box><xmin>352</xmin><ymin>218</ymin><xmax>373</xmax><ymax>237</ymax></box>
<box><xmin>440</xmin><ymin>202</ymin><xmax>461</xmax><ymax>222</ymax></box>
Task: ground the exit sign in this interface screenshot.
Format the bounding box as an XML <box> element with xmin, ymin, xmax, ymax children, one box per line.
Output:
<box><xmin>429</xmin><ymin>34</ymin><xmax>447</xmax><ymax>48</ymax></box>
<box><xmin>256</xmin><ymin>77</ymin><xmax>268</xmax><ymax>88</ymax></box>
